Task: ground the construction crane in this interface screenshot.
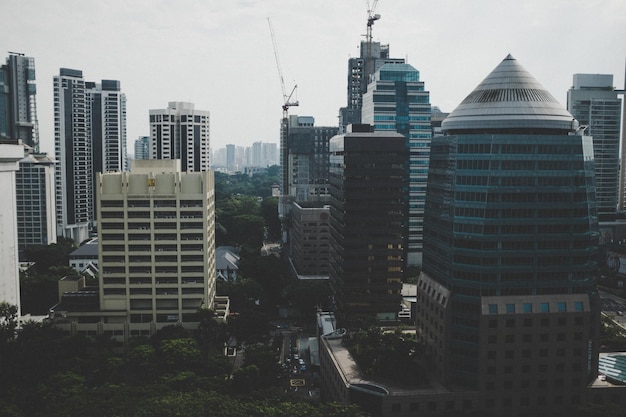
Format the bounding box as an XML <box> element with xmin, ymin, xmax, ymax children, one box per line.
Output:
<box><xmin>364</xmin><ymin>0</ymin><xmax>381</xmax><ymax>80</ymax></box>
<box><xmin>366</xmin><ymin>0</ymin><xmax>380</xmax><ymax>45</ymax></box>
<box><xmin>267</xmin><ymin>18</ymin><xmax>298</xmax><ymax>119</ymax></box>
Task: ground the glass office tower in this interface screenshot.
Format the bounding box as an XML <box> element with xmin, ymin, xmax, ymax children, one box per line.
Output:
<box><xmin>417</xmin><ymin>55</ymin><xmax>600</xmax><ymax>413</ymax></box>
<box><xmin>362</xmin><ymin>63</ymin><xmax>432</xmax><ymax>267</ymax></box>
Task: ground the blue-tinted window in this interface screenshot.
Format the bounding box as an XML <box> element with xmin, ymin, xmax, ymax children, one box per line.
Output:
<box><xmin>488</xmin><ymin>304</ymin><xmax>498</xmax><ymax>314</ymax></box>
<box><xmin>523</xmin><ymin>303</ymin><xmax>533</xmax><ymax>313</ymax></box>
<box><xmin>506</xmin><ymin>304</ymin><xmax>515</xmax><ymax>314</ymax></box>
<box><xmin>557</xmin><ymin>302</ymin><xmax>567</xmax><ymax>312</ymax></box>
<box><xmin>540</xmin><ymin>303</ymin><xmax>550</xmax><ymax>313</ymax></box>
<box><xmin>574</xmin><ymin>301</ymin><xmax>584</xmax><ymax>312</ymax></box>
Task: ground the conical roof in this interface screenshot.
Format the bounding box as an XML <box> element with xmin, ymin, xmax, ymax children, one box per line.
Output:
<box><xmin>441</xmin><ymin>54</ymin><xmax>577</xmax><ymax>133</ymax></box>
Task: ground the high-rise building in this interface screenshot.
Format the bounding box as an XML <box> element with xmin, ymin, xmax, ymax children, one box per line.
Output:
<box><xmin>328</xmin><ymin>125</ymin><xmax>405</xmax><ymax>321</ymax></box>
<box><xmin>54</xmin><ymin>68</ymin><xmax>91</xmax><ymax>244</ymax></box>
<box><xmin>0</xmin><ymin>140</ymin><xmax>24</xmax><ymax>313</ymax></box>
<box><xmin>417</xmin><ymin>55</ymin><xmax>599</xmax><ymax>413</ymax></box>
<box><xmin>134</xmin><ymin>136</ymin><xmax>150</xmax><ymax>160</ymax></box>
<box><xmin>338</xmin><ymin>41</ymin><xmax>404</xmax><ymax>132</ymax></box>
<box><xmin>225</xmin><ymin>144</ymin><xmax>235</xmax><ymax>172</ymax></box>
<box><xmin>567</xmin><ymin>74</ymin><xmax>622</xmax><ymax>219</ymax></box>
<box><xmin>289</xmin><ymin>202</ymin><xmax>331</xmax><ymax>280</ymax></box>
<box><xmin>361</xmin><ymin>63</ymin><xmax>432</xmax><ymax>267</ymax></box>
<box><xmin>87</xmin><ymin>80</ymin><xmax>127</xmax><ymax>174</ymax></box>
<box><xmin>0</xmin><ymin>53</ymin><xmax>39</xmax><ymax>151</ymax></box>
<box><xmin>16</xmin><ymin>145</ymin><xmax>57</xmax><ymax>255</ymax></box>
<box><xmin>97</xmin><ymin>159</ymin><xmax>217</xmax><ymax>327</ymax></box>
<box><xmin>49</xmin><ymin>159</ymin><xmax>226</xmax><ymax>340</ymax></box>
<box><xmin>149</xmin><ymin>102</ymin><xmax>210</xmax><ymax>172</ymax></box>
<box><xmin>284</xmin><ymin>115</ymin><xmax>338</xmax><ymax>203</ymax></box>
<box><xmin>54</xmin><ymin>69</ymin><xmax>127</xmax><ymax>243</ymax></box>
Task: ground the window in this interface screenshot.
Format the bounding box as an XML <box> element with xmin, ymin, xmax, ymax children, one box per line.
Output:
<box><xmin>488</xmin><ymin>304</ymin><xmax>498</xmax><ymax>314</ymax></box>
<box><xmin>523</xmin><ymin>303</ymin><xmax>533</xmax><ymax>313</ymax></box>
<box><xmin>541</xmin><ymin>303</ymin><xmax>550</xmax><ymax>312</ymax></box>
<box><xmin>506</xmin><ymin>303</ymin><xmax>515</xmax><ymax>313</ymax></box>
<box><xmin>574</xmin><ymin>301</ymin><xmax>584</xmax><ymax>311</ymax></box>
<box><xmin>557</xmin><ymin>302</ymin><xmax>567</xmax><ymax>312</ymax></box>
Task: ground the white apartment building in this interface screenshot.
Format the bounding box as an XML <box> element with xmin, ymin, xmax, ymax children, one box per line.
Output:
<box><xmin>149</xmin><ymin>102</ymin><xmax>210</xmax><ymax>172</ymax></box>
<box><xmin>0</xmin><ymin>140</ymin><xmax>25</xmax><ymax>313</ymax></box>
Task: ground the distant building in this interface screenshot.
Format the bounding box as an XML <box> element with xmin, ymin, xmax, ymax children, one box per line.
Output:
<box><xmin>134</xmin><ymin>136</ymin><xmax>150</xmax><ymax>160</ymax></box>
<box><xmin>149</xmin><ymin>102</ymin><xmax>210</xmax><ymax>172</ymax></box>
<box><xmin>338</xmin><ymin>41</ymin><xmax>404</xmax><ymax>132</ymax></box>
<box><xmin>289</xmin><ymin>202</ymin><xmax>331</xmax><ymax>280</ymax></box>
<box><xmin>0</xmin><ymin>140</ymin><xmax>24</xmax><ymax>313</ymax></box>
<box><xmin>87</xmin><ymin>79</ymin><xmax>127</xmax><ymax>174</ymax></box>
<box><xmin>0</xmin><ymin>52</ymin><xmax>39</xmax><ymax>151</ymax></box>
<box><xmin>284</xmin><ymin>115</ymin><xmax>338</xmax><ymax>203</ymax></box>
<box><xmin>225</xmin><ymin>144</ymin><xmax>235</xmax><ymax>172</ymax></box>
<box><xmin>567</xmin><ymin>74</ymin><xmax>622</xmax><ymax>219</ymax></box>
<box><xmin>328</xmin><ymin>125</ymin><xmax>405</xmax><ymax>321</ymax></box>
<box><xmin>362</xmin><ymin>63</ymin><xmax>432</xmax><ymax>267</ymax></box>
<box><xmin>54</xmin><ymin>69</ymin><xmax>126</xmax><ymax>243</ymax></box>
<box><xmin>16</xmin><ymin>145</ymin><xmax>56</xmax><ymax>256</ymax></box>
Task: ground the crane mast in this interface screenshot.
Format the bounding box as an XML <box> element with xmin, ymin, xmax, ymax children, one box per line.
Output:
<box><xmin>364</xmin><ymin>0</ymin><xmax>381</xmax><ymax>83</ymax></box>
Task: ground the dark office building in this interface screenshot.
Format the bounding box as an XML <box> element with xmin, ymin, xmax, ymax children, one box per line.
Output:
<box><xmin>0</xmin><ymin>53</ymin><xmax>39</xmax><ymax>150</ymax></box>
<box><xmin>417</xmin><ymin>55</ymin><xmax>600</xmax><ymax>415</ymax></box>
<box><xmin>328</xmin><ymin>125</ymin><xmax>406</xmax><ymax>322</ymax></box>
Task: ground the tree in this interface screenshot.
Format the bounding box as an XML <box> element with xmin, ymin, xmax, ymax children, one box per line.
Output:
<box><xmin>0</xmin><ymin>302</ymin><xmax>18</xmax><ymax>344</ymax></box>
<box><xmin>260</xmin><ymin>197</ymin><xmax>281</xmax><ymax>241</ymax></box>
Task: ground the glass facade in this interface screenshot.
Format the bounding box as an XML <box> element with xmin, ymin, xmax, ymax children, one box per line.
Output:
<box><xmin>362</xmin><ymin>63</ymin><xmax>432</xmax><ymax>267</ymax></box>
<box><xmin>422</xmin><ymin>132</ymin><xmax>599</xmax><ymax>385</ymax></box>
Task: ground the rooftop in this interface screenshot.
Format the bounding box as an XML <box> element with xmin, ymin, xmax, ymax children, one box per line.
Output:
<box><xmin>442</xmin><ymin>54</ymin><xmax>578</xmax><ymax>134</ymax></box>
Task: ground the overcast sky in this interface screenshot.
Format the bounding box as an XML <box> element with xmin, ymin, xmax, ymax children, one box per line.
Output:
<box><xmin>2</xmin><ymin>0</ymin><xmax>625</xmax><ymax>154</ymax></box>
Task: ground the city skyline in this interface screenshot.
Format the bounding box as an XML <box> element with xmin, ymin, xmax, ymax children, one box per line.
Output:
<box><xmin>1</xmin><ymin>0</ymin><xmax>623</xmax><ymax>154</ymax></box>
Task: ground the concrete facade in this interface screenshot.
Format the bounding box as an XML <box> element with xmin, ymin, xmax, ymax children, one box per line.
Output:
<box><xmin>0</xmin><ymin>141</ymin><xmax>25</xmax><ymax>312</ymax></box>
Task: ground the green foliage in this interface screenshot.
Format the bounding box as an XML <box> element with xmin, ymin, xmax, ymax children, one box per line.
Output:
<box><xmin>0</xmin><ymin>303</ymin><xmax>18</xmax><ymax>344</ymax></box>
<box><xmin>20</xmin><ymin>238</ymin><xmax>79</xmax><ymax>315</ymax></box>
<box><xmin>342</xmin><ymin>327</ymin><xmax>428</xmax><ymax>387</ymax></box>
<box><xmin>215</xmin><ymin>167</ymin><xmax>280</xmax><ymax>200</ymax></box>
<box><xmin>159</xmin><ymin>338</ymin><xmax>202</xmax><ymax>368</ymax></box>
<box><xmin>22</xmin><ymin>237</ymin><xmax>76</xmax><ymax>274</ymax></box>
<box><xmin>216</xmin><ymin>194</ymin><xmax>263</xmax><ymax>247</ymax></box>
<box><xmin>600</xmin><ymin>314</ymin><xmax>626</xmax><ymax>351</ymax></box>
<box><xmin>261</xmin><ymin>197</ymin><xmax>281</xmax><ymax>240</ymax></box>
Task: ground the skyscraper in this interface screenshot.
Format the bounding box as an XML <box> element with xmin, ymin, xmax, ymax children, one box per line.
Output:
<box><xmin>54</xmin><ymin>68</ymin><xmax>91</xmax><ymax>244</ymax></box>
<box><xmin>329</xmin><ymin>125</ymin><xmax>405</xmax><ymax>321</ymax></box>
<box><xmin>149</xmin><ymin>102</ymin><xmax>210</xmax><ymax>172</ymax></box>
<box><xmin>134</xmin><ymin>136</ymin><xmax>150</xmax><ymax>160</ymax></box>
<box><xmin>54</xmin><ymin>69</ymin><xmax>127</xmax><ymax>243</ymax></box>
<box><xmin>284</xmin><ymin>115</ymin><xmax>338</xmax><ymax>203</ymax></box>
<box><xmin>361</xmin><ymin>63</ymin><xmax>432</xmax><ymax>267</ymax></box>
<box><xmin>87</xmin><ymin>80</ymin><xmax>127</xmax><ymax>174</ymax></box>
<box><xmin>16</xmin><ymin>146</ymin><xmax>57</xmax><ymax>255</ymax></box>
<box><xmin>0</xmin><ymin>53</ymin><xmax>39</xmax><ymax>151</ymax></box>
<box><xmin>225</xmin><ymin>144</ymin><xmax>235</xmax><ymax>172</ymax></box>
<box><xmin>0</xmin><ymin>140</ymin><xmax>24</xmax><ymax>313</ymax></box>
<box><xmin>417</xmin><ymin>55</ymin><xmax>599</xmax><ymax>413</ymax></box>
<box><xmin>567</xmin><ymin>74</ymin><xmax>622</xmax><ymax>219</ymax></box>
<box><xmin>338</xmin><ymin>41</ymin><xmax>404</xmax><ymax>132</ymax></box>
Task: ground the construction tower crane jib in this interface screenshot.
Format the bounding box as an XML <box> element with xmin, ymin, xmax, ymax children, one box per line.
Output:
<box><xmin>267</xmin><ymin>18</ymin><xmax>299</xmax><ymax>118</ymax></box>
